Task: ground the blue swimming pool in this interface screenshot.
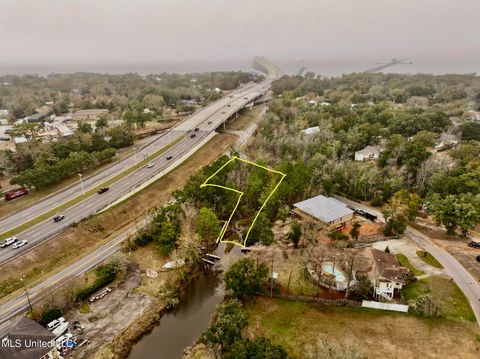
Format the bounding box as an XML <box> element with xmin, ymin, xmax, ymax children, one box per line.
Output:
<box><xmin>322</xmin><ymin>263</ymin><xmax>346</xmax><ymax>282</ymax></box>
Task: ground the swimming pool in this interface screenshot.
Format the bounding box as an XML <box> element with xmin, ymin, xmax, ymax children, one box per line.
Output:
<box><xmin>322</xmin><ymin>263</ymin><xmax>346</xmax><ymax>283</ymax></box>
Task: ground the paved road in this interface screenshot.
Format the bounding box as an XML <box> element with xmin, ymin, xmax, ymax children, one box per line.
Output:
<box><xmin>335</xmin><ymin>195</ymin><xmax>480</xmax><ymax>324</ymax></box>
<box><xmin>0</xmin><ymin>72</ymin><xmax>274</xmax><ymax>265</ymax></box>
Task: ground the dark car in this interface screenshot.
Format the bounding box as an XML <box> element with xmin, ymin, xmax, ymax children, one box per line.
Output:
<box><xmin>207</xmin><ymin>121</ymin><xmax>212</xmax><ymax>124</ymax></box>
<box><xmin>227</xmin><ymin>104</ymin><xmax>231</xmax><ymax>107</ymax></box>
<box><xmin>468</xmin><ymin>241</ymin><xmax>480</xmax><ymax>249</ymax></box>
<box><xmin>166</xmin><ymin>155</ymin><xmax>173</xmax><ymax>160</ymax></box>
<box><xmin>190</xmin><ymin>134</ymin><xmax>196</xmax><ymax>138</ymax></box>
<box><xmin>194</xmin><ymin>127</ymin><xmax>199</xmax><ymax>132</ymax></box>
<box><xmin>354</xmin><ymin>208</ymin><xmax>377</xmax><ymax>222</ymax></box>
<box><xmin>97</xmin><ymin>187</ymin><xmax>109</xmax><ymax>194</ymax></box>
<box><xmin>53</xmin><ymin>215</ymin><xmax>65</xmax><ymax>222</ymax></box>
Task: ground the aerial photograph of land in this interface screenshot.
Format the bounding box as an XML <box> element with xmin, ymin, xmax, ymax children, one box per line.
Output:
<box><xmin>0</xmin><ymin>1</ymin><xmax>480</xmax><ymax>358</ymax></box>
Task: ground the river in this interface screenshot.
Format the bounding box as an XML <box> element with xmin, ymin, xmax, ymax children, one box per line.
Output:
<box><xmin>128</xmin><ymin>244</ymin><xmax>243</xmax><ymax>359</ymax></box>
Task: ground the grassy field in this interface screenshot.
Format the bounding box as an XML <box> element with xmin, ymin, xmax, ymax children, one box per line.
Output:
<box><xmin>0</xmin><ymin>134</ymin><xmax>237</xmax><ymax>302</ymax></box>
<box><xmin>416</xmin><ymin>251</ymin><xmax>444</xmax><ymax>269</ymax></box>
<box><xmin>245</xmin><ymin>297</ymin><xmax>480</xmax><ymax>359</ymax></box>
<box><xmin>395</xmin><ymin>254</ymin><xmax>425</xmax><ymax>276</ymax></box>
<box><xmin>401</xmin><ymin>276</ymin><xmax>475</xmax><ymax>322</ymax></box>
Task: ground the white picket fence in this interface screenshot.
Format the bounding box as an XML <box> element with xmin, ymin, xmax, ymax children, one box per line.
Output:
<box><xmin>362</xmin><ymin>300</ymin><xmax>409</xmax><ymax>313</ymax></box>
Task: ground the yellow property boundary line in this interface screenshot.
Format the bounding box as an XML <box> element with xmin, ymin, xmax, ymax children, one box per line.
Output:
<box><xmin>200</xmin><ymin>156</ymin><xmax>286</xmax><ymax>247</ymax></box>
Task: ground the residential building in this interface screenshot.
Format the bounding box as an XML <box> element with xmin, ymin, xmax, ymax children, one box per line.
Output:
<box><xmin>0</xmin><ymin>316</ymin><xmax>57</xmax><ymax>359</ymax></box>
<box><xmin>301</xmin><ymin>126</ymin><xmax>320</xmax><ymax>135</ymax></box>
<box><xmin>354</xmin><ymin>145</ymin><xmax>383</xmax><ymax>161</ymax></box>
<box><xmin>26</xmin><ymin>114</ymin><xmax>47</xmax><ymax>123</ymax></box>
<box><xmin>293</xmin><ymin>195</ymin><xmax>354</xmax><ymax>229</ymax></box>
<box><xmin>369</xmin><ymin>248</ymin><xmax>409</xmax><ymax>301</ymax></box>
<box><xmin>72</xmin><ymin>109</ymin><xmax>108</xmax><ymax>121</ymax></box>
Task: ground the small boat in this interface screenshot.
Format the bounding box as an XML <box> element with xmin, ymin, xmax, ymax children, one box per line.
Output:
<box><xmin>205</xmin><ymin>253</ymin><xmax>221</xmax><ymax>261</ymax></box>
<box><xmin>202</xmin><ymin>258</ymin><xmax>215</xmax><ymax>265</ymax></box>
<box><xmin>52</xmin><ymin>321</ymin><xmax>69</xmax><ymax>337</ymax></box>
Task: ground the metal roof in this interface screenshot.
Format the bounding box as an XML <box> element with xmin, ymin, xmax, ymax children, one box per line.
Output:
<box><xmin>293</xmin><ymin>195</ymin><xmax>353</xmax><ymax>223</ymax></box>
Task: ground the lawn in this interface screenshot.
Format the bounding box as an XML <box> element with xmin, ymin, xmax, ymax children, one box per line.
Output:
<box><xmin>395</xmin><ymin>253</ymin><xmax>425</xmax><ymax>276</ymax></box>
<box><xmin>401</xmin><ymin>276</ymin><xmax>476</xmax><ymax>322</ymax></box>
<box><xmin>416</xmin><ymin>251</ymin><xmax>444</xmax><ymax>269</ymax></box>
<box><xmin>245</xmin><ymin>297</ymin><xmax>480</xmax><ymax>359</ymax></box>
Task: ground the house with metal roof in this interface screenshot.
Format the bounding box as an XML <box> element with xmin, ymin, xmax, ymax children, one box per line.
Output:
<box><xmin>293</xmin><ymin>195</ymin><xmax>353</xmax><ymax>229</ymax></box>
<box><xmin>354</xmin><ymin>145</ymin><xmax>383</xmax><ymax>161</ymax></box>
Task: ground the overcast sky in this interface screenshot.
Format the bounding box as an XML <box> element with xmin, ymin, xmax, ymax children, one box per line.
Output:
<box><xmin>1</xmin><ymin>0</ymin><xmax>479</xmax><ymax>69</ymax></box>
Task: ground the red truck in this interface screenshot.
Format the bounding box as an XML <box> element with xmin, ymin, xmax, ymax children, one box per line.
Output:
<box><xmin>4</xmin><ymin>187</ymin><xmax>29</xmax><ymax>201</ymax></box>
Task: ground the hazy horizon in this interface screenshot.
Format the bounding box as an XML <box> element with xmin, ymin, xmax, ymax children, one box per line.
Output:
<box><xmin>1</xmin><ymin>0</ymin><xmax>479</xmax><ymax>76</ymax></box>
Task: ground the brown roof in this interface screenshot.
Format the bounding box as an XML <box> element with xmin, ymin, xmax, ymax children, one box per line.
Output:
<box><xmin>371</xmin><ymin>248</ymin><xmax>409</xmax><ymax>284</ymax></box>
<box><xmin>0</xmin><ymin>316</ymin><xmax>56</xmax><ymax>359</ymax></box>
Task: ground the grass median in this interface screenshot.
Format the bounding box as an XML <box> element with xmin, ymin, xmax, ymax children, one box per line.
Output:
<box><xmin>0</xmin><ymin>136</ymin><xmax>184</xmax><ymax>242</ymax></box>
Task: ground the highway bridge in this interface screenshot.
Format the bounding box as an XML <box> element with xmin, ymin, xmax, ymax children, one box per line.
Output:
<box><xmin>0</xmin><ymin>58</ymin><xmax>278</xmax><ymax>265</ymax></box>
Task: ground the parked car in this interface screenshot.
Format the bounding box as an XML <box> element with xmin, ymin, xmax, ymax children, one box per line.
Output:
<box><xmin>0</xmin><ymin>237</ymin><xmax>17</xmax><ymax>248</ymax></box>
<box><xmin>147</xmin><ymin>163</ymin><xmax>155</xmax><ymax>168</ymax></box>
<box><xmin>97</xmin><ymin>187</ymin><xmax>109</xmax><ymax>194</ymax></box>
<box><xmin>53</xmin><ymin>215</ymin><xmax>65</xmax><ymax>222</ymax></box>
<box><xmin>166</xmin><ymin>155</ymin><xmax>173</xmax><ymax>160</ymax></box>
<box><xmin>354</xmin><ymin>208</ymin><xmax>377</xmax><ymax>221</ymax></box>
<box><xmin>12</xmin><ymin>240</ymin><xmax>28</xmax><ymax>249</ymax></box>
<box><xmin>46</xmin><ymin>317</ymin><xmax>65</xmax><ymax>331</ymax></box>
<box><xmin>468</xmin><ymin>241</ymin><xmax>480</xmax><ymax>249</ymax></box>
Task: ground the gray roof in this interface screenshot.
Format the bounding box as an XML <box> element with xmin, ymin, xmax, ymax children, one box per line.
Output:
<box><xmin>293</xmin><ymin>195</ymin><xmax>353</xmax><ymax>223</ymax></box>
<box><xmin>356</xmin><ymin>145</ymin><xmax>381</xmax><ymax>155</ymax></box>
<box><xmin>0</xmin><ymin>316</ymin><xmax>55</xmax><ymax>359</ymax></box>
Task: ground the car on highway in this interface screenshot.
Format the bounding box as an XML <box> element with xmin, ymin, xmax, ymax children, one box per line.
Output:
<box><xmin>194</xmin><ymin>127</ymin><xmax>199</xmax><ymax>132</ymax></box>
<box><xmin>0</xmin><ymin>236</ymin><xmax>18</xmax><ymax>248</ymax></box>
<box><xmin>147</xmin><ymin>163</ymin><xmax>155</xmax><ymax>168</ymax></box>
<box><xmin>166</xmin><ymin>155</ymin><xmax>173</xmax><ymax>160</ymax></box>
<box><xmin>468</xmin><ymin>241</ymin><xmax>480</xmax><ymax>249</ymax></box>
<box><xmin>12</xmin><ymin>240</ymin><xmax>28</xmax><ymax>249</ymax></box>
<box><xmin>97</xmin><ymin>187</ymin><xmax>109</xmax><ymax>194</ymax></box>
<box><xmin>190</xmin><ymin>134</ymin><xmax>196</xmax><ymax>138</ymax></box>
<box><xmin>53</xmin><ymin>214</ymin><xmax>65</xmax><ymax>222</ymax></box>
<box><xmin>207</xmin><ymin>121</ymin><xmax>212</xmax><ymax>124</ymax></box>
<box><xmin>227</xmin><ymin>104</ymin><xmax>231</xmax><ymax>107</ymax></box>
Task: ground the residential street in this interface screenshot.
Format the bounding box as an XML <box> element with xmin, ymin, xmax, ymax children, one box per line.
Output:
<box><xmin>335</xmin><ymin>195</ymin><xmax>480</xmax><ymax>325</ymax></box>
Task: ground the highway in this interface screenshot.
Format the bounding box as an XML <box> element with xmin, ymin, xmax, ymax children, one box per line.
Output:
<box><xmin>0</xmin><ymin>59</ymin><xmax>276</xmax><ymax>265</ymax></box>
<box><xmin>335</xmin><ymin>195</ymin><xmax>480</xmax><ymax>325</ymax></box>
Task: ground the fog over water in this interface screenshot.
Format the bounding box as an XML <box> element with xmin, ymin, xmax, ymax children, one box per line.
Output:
<box><xmin>1</xmin><ymin>0</ymin><xmax>479</xmax><ymax>75</ymax></box>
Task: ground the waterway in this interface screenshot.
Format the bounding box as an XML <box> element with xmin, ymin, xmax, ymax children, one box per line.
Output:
<box><xmin>128</xmin><ymin>244</ymin><xmax>243</xmax><ymax>359</ymax></box>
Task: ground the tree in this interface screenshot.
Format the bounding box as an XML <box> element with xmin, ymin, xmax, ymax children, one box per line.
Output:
<box><xmin>155</xmin><ymin>221</ymin><xmax>179</xmax><ymax>254</ymax></box>
<box><xmin>224</xmin><ymin>257</ymin><xmax>269</xmax><ymax>300</ymax></box>
<box><xmin>202</xmin><ymin>299</ymin><xmax>247</xmax><ymax>352</ymax></box>
<box><xmin>349</xmin><ymin>221</ymin><xmax>361</xmax><ymax>240</ymax></box>
<box><xmin>460</xmin><ymin>122</ymin><xmax>480</xmax><ymax>141</ymax></box>
<box><xmin>383</xmin><ymin>211</ymin><xmax>407</xmax><ymax>236</ymax></box>
<box><xmin>196</xmin><ymin>207</ymin><xmax>221</xmax><ymax>246</ymax></box>
<box><xmin>428</xmin><ymin>193</ymin><xmax>480</xmax><ymax>236</ymax></box>
<box><xmin>288</xmin><ymin>221</ymin><xmax>302</xmax><ymax>248</ymax></box>
<box><xmin>411</xmin><ymin>295</ymin><xmax>439</xmax><ymax>318</ymax></box>
<box><xmin>224</xmin><ymin>337</ymin><xmax>288</xmax><ymax>359</ymax></box>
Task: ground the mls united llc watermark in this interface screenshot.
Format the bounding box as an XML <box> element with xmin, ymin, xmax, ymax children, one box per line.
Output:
<box><xmin>1</xmin><ymin>337</ymin><xmax>54</xmax><ymax>349</ymax></box>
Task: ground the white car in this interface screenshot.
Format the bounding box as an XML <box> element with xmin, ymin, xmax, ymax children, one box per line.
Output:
<box><xmin>147</xmin><ymin>163</ymin><xmax>155</xmax><ymax>168</ymax></box>
<box><xmin>0</xmin><ymin>237</ymin><xmax>17</xmax><ymax>248</ymax></box>
<box><xmin>46</xmin><ymin>317</ymin><xmax>65</xmax><ymax>331</ymax></box>
<box><xmin>12</xmin><ymin>240</ymin><xmax>27</xmax><ymax>249</ymax></box>
<box><xmin>56</xmin><ymin>333</ymin><xmax>73</xmax><ymax>349</ymax></box>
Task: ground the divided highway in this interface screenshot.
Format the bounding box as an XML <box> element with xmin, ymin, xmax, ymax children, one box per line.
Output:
<box><xmin>0</xmin><ymin>61</ymin><xmax>275</xmax><ymax>265</ymax></box>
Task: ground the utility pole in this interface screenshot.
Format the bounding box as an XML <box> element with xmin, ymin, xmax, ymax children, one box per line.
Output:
<box><xmin>78</xmin><ymin>173</ymin><xmax>85</xmax><ymax>195</ymax></box>
<box><xmin>20</xmin><ymin>276</ymin><xmax>33</xmax><ymax>314</ymax></box>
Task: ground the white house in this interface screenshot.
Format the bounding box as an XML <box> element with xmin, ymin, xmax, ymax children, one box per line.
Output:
<box><xmin>293</xmin><ymin>195</ymin><xmax>353</xmax><ymax>229</ymax></box>
<box><xmin>369</xmin><ymin>248</ymin><xmax>409</xmax><ymax>301</ymax></box>
<box><xmin>301</xmin><ymin>126</ymin><xmax>320</xmax><ymax>135</ymax></box>
<box><xmin>354</xmin><ymin>145</ymin><xmax>383</xmax><ymax>161</ymax></box>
